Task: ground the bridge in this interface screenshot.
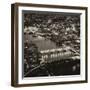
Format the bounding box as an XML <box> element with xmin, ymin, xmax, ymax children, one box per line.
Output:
<box><xmin>39</xmin><ymin>47</ymin><xmax>80</xmax><ymax>64</ymax></box>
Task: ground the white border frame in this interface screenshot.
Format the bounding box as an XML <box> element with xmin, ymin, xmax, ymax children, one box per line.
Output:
<box><xmin>18</xmin><ymin>6</ymin><xmax>86</xmax><ymax>84</ymax></box>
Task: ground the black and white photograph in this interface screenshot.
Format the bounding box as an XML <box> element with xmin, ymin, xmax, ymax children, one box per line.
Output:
<box><xmin>23</xmin><ymin>11</ymin><xmax>81</xmax><ymax>77</ymax></box>
<box><xmin>11</xmin><ymin>3</ymin><xmax>87</xmax><ymax>87</ymax></box>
